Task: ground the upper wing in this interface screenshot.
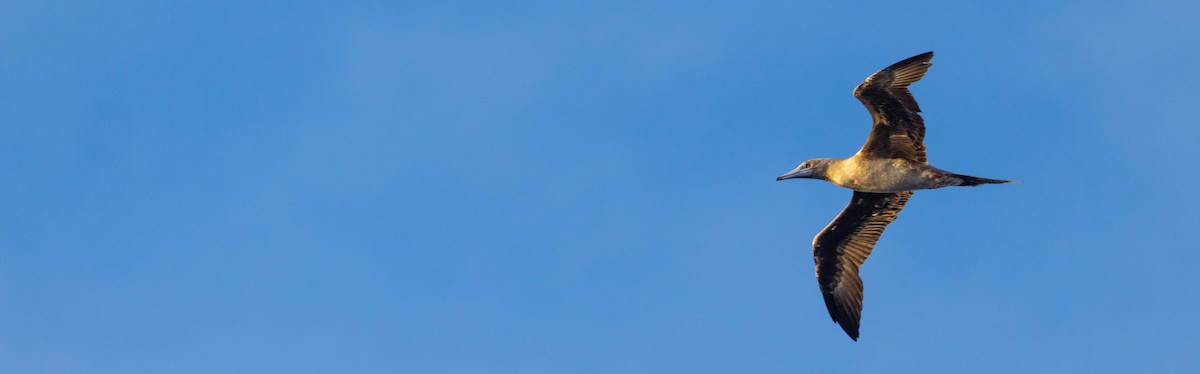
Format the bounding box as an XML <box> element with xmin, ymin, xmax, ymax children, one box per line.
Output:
<box><xmin>853</xmin><ymin>52</ymin><xmax>933</xmax><ymax>164</ymax></box>
<box><xmin>813</xmin><ymin>191</ymin><xmax>912</xmax><ymax>340</ymax></box>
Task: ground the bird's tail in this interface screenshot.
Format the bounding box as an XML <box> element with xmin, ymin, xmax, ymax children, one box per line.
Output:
<box><xmin>951</xmin><ymin>173</ymin><xmax>1012</xmax><ymax>187</ymax></box>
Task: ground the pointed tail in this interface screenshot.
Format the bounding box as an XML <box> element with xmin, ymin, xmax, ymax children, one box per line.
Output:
<box><xmin>952</xmin><ymin>173</ymin><xmax>1012</xmax><ymax>187</ymax></box>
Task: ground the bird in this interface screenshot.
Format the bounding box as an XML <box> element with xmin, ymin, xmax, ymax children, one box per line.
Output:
<box><xmin>775</xmin><ymin>51</ymin><xmax>1010</xmax><ymax>341</ymax></box>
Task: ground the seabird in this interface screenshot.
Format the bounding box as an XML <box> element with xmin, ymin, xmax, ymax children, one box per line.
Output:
<box><xmin>776</xmin><ymin>52</ymin><xmax>1010</xmax><ymax>341</ymax></box>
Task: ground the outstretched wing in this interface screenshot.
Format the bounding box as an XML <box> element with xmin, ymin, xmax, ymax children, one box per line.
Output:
<box><xmin>853</xmin><ymin>52</ymin><xmax>933</xmax><ymax>164</ymax></box>
<box><xmin>813</xmin><ymin>191</ymin><xmax>912</xmax><ymax>340</ymax></box>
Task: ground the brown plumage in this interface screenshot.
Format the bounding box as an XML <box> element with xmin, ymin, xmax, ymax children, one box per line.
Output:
<box><xmin>776</xmin><ymin>51</ymin><xmax>1011</xmax><ymax>341</ymax></box>
<box><xmin>816</xmin><ymin>53</ymin><xmax>933</xmax><ymax>340</ymax></box>
<box><xmin>813</xmin><ymin>191</ymin><xmax>911</xmax><ymax>340</ymax></box>
<box><xmin>854</xmin><ymin>51</ymin><xmax>933</xmax><ymax>164</ymax></box>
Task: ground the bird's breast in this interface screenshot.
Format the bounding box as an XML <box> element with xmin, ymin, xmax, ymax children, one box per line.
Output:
<box><xmin>830</xmin><ymin>158</ymin><xmax>932</xmax><ymax>193</ymax></box>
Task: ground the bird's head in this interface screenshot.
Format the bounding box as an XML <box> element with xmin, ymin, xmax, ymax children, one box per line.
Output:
<box><xmin>776</xmin><ymin>158</ymin><xmax>833</xmax><ymax>181</ymax></box>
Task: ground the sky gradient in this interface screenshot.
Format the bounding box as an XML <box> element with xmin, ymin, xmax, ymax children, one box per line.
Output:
<box><xmin>2</xmin><ymin>1</ymin><xmax>1199</xmax><ymax>373</ymax></box>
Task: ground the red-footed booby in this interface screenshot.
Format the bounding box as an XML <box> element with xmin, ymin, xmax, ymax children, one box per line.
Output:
<box><xmin>776</xmin><ymin>52</ymin><xmax>1010</xmax><ymax>341</ymax></box>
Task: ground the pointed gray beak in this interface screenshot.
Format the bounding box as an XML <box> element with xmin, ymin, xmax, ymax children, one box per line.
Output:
<box><xmin>776</xmin><ymin>166</ymin><xmax>814</xmax><ymax>181</ymax></box>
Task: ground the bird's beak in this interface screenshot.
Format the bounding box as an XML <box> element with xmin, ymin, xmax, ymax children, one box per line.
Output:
<box><xmin>776</xmin><ymin>166</ymin><xmax>814</xmax><ymax>181</ymax></box>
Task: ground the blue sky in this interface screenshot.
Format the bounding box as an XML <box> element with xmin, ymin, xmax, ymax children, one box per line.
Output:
<box><xmin>3</xmin><ymin>1</ymin><xmax>1199</xmax><ymax>373</ymax></box>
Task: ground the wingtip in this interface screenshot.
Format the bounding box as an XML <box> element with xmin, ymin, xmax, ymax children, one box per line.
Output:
<box><xmin>895</xmin><ymin>51</ymin><xmax>934</xmax><ymax>67</ymax></box>
<box><xmin>864</xmin><ymin>51</ymin><xmax>935</xmax><ymax>92</ymax></box>
<box><xmin>840</xmin><ymin>323</ymin><xmax>860</xmax><ymax>341</ymax></box>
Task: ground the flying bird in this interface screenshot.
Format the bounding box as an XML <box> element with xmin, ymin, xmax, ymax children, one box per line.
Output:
<box><xmin>776</xmin><ymin>52</ymin><xmax>1010</xmax><ymax>341</ymax></box>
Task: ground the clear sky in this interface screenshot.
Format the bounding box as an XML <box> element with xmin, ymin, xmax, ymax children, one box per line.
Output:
<box><xmin>3</xmin><ymin>1</ymin><xmax>1199</xmax><ymax>373</ymax></box>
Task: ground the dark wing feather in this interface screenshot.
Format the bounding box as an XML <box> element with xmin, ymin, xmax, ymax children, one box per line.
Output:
<box><xmin>853</xmin><ymin>52</ymin><xmax>933</xmax><ymax>164</ymax></box>
<box><xmin>813</xmin><ymin>191</ymin><xmax>912</xmax><ymax>340</ymax></box>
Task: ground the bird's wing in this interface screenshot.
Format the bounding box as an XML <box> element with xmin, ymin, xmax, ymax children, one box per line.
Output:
<box><xmin>853</xmin><ymin>52</ymin><xmax>933</xmax><ymax>164</ymax></box>
<box><xmin>813</xmin><ymin>191</ymin><xmax>912</xmax><ymax>340</ymax></box>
